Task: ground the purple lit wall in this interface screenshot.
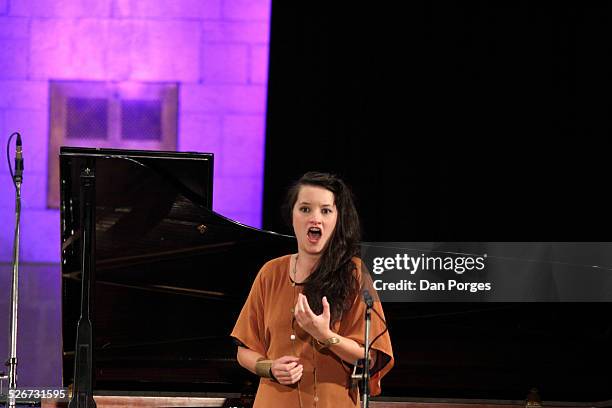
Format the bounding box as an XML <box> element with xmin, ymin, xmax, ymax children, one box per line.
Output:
<box><xmin>0</xmin><ymin>0</ymin><xmax>270</xmax><ymax>388</ymax></box>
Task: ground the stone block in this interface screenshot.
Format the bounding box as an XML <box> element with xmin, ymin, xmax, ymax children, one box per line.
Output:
<box><xmin>30</xmin><ymin>18</ymin><xmax>108</xmax><ymax>79</ymax></box>
<box><xmin>249</xmin><ymin>44</ymin><xmax>269</xmax><ymax>84</ymax></box>
<box><xmin>105</xmin><ymin>20</ymin><xmax>133</xmax><ymax>80</ymax></box>
<box><xmin>0</xmin><ymin>208</ymin><xmax>13</xmax><ymax>261</ymax></box>
<box><xmin>9</xmin><ymin>0</ymin><xmax>111</xmax><ymax>17</ymax></box>
<box><xmin>18</xmin><ymin>264</ymin><xmax>61</xmax><ymax>315</ymax></box>
<box><xmin>222</xmin><ymin>0</ymin><xmax>270</xmax><ymax>21</ymax></box>
<box><xmin>0</xmin><ymin>80</ymin><xmax>48</xmax><ymax>109</ymax></box>
<box><xmin>202</xmin><ymin>21</ymin><xmax>269</xmax><ymax>43</ymax></box>
<box><xmin>0</xmin><ymin>171</ymin><xmax>48</xmax><ymax>210</ymax></box>
<box><xmin>20</xmin><ymin>208</ymin><xmax>61</xmax><ymax>263</ymax></box>
<box><xmin>220</xmin><ymin>114</ymin><xmax>265</xmax><ymax>177</ymax></box>
<box><xmin>108</xmin><ymin>20</ymin><xmax>201</xmax><ymax>81</ymax></box>
<box><xmin>0</xmin><ymin>263</ymin><xmax>62</xmax><ymax>387</ymax></box>
<box><xmin>202</xmin><ymin>43</ymin><xmax>248</xmax><ymax>84</ymax></box>
<box><xmin>31</xmin><ymin>18</ymin><xmax>201</xmax><ymax>81</ymax></box>
<box><xmin>181</xmin><ymin>84</ymin><xmax>266</xmax><ymax>114</ymax></box>
<box><xmin>0</xmin><ymin>17</ymin><xmax>29</xmax><ymax>39</ymax></box>
<box><xmin>20</xmin><ymin>171</ymin><xmax>48</xmax><ymax>210</ymax></box>
<box><xmin>0</xmin><ymin>39</ymin><xmax>28</xmax><ymax>79</ymax></box>
<box><xmin>178</xmin><ymin>113</ymin><xmax>222</xmax><ymax>157</ymax></box>
<box><xmin>18</xmin><ymin>300</ymin><xmax>62</xmax><ymax>387</ymax></box>
<box><xmin>0</xmin><ymin>109</ymin><xmax>4</xmax><ymax>143</ymax></box>
<box><xmin>0</xmin><ymin>172</ymin><xmax>13</xmax><ymax>209</ymax></box>
<box><xmin>0</xmin><ymin>171</ymin><xmax>46</xmax><ymax>217</ymax></box>
<box><xmin>213</xmin><ymin>174</ymin><xmax>262</xmax><ymax>217</ymax></box>
<box><xmin>2</xmin><ymin>109</ymin><xmax>48</xmax><ymax>173</ymax></box>
<box><xmin>114</xmin><ymin>0</ymin><xmax>221</xmax><ymax>19</ymax></box>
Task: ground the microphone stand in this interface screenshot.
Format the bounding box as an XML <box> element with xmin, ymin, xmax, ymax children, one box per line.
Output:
<box><xmin>7</xmin><ymin>181</ymin><xmax>21</xmax><ymax>408</ymax></box>
<box><xmin>361</xmin><ymin>290</ymin><xmax>374</xmax><ymax>408</ymax></box>
<box><xmin>362</xmin><ymin>301</ymin><xmax>372</xmax><ymax>408</ymax></box>
<box><xmin>6</xmin><ymin>134</ymin><xmax>23</xmax><ymax>408</ymax></box>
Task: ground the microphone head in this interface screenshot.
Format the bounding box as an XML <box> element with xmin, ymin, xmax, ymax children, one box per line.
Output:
<box><xmin>16</xmin><ymin>132</ymin><xmax>22</xmax><ymax>147</ymax></box>
<box><xmin>362</xmin><ymin>289</ymin><xmax>373</xmax><ymax>306</ymax></box>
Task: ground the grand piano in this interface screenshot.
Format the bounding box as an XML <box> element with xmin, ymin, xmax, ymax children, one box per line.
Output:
<box><xmin>56</xmin><ymin>147</ymin><xmax>612</xmax><ymax>408</ymax></box>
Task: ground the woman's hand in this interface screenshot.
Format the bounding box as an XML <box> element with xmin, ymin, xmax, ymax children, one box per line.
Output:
<box><xmin>294</xmin><ymin>293</ymin><xmax>333</xmax><ymax>341</ymax></box>
<box><xmin>271</xmin><ymin>356</ymin><xmax>303</xmax><ymax>385</ymax></box>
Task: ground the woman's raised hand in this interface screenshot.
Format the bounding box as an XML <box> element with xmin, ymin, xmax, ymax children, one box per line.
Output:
<box><xmin>294</xmin><ymin>294</ymin><xmax>332</xmax><ymax>341</ymax></box>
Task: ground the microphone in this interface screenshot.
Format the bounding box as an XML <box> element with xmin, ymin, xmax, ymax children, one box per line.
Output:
<box><xmin>14</xmin><ymin>133</ymin><xmax>23</xmax><ymax>183</ymax></box>
<box><xmin>362</xmin><ymin>289</ymin><xmax>373</xmax><ymax>308</ymax></box>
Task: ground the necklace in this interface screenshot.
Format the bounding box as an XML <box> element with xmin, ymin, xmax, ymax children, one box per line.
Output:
<box><xmin>290</xmin><ymin>254</ymin><xmax>318</xmax><ymax>408</ymax></box>
<box><xmin>291</xmin><ymin>254</ymin><xmax>297</xmax><ymax>286</ymax></box>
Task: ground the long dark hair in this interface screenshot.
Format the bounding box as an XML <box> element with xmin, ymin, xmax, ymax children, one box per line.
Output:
<box><xmin>283</xmin><ymin>172</ymin><xmax>361</xmax><ymax>325</ymax></box>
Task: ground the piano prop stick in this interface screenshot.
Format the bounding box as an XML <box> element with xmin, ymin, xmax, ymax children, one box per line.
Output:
<box><xmin>68</xmin><ymin>164</ymin><xmax>97</xmax><ymax>408</ymax></box>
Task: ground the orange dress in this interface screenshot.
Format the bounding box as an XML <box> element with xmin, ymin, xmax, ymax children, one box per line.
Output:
<box><xmin>231</xmin><ymin>255</ymin><xmax>394</xmax><ymax>408</ymax></box>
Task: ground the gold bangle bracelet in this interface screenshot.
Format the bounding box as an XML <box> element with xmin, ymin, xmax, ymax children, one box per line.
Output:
<box><xmin>316</xmin><ymin>336</ymin><xmax>340</xmax><ymax>348</ymax></box>
<box><xmin>255</xmin><ymin>359</ymin><xmax>273</xmax><ymax>378</ymax></box>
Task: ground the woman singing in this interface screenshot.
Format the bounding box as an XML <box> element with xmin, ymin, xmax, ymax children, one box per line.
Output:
<box><xmin>231</xmin><ymin>172</ymin><xmax>393</xmax><ymax>407</ymax></box>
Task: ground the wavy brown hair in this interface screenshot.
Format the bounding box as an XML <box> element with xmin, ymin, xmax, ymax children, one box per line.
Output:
<box><xmin>283</xmin><ymin>172</ymin><xmax>361</xmax><ymax>325</ymax></box>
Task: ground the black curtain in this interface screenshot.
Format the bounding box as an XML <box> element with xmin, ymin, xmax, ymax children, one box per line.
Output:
<box><xmin>263</xmin><ymin>1</ymin><xmax>610</xmax><ymax>242</ymax></box>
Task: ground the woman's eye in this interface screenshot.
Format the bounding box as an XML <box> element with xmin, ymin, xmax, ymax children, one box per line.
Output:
<box><xmin>300</xmin><ymin>207</ymin><xmax>310</xmax><ymax>213</ymax></box>
<box><xmin>322</xmin><ymin>208</ymin><xmax>332</xmax><ymax>214</ymax></box>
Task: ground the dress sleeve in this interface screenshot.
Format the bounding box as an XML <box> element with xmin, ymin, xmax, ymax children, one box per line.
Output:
<box><xmin>230</xmin><ymin>266</ymin><xmax>268</xmax><ymax>357</ymax></box>
<box><xmin>337</xmin><ymin>259</ymin><xmax>394</xmax><ymax>396</ymax></box>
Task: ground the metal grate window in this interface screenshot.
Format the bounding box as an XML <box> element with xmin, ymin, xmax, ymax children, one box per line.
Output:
<box><xmin>121</xmin><ymin>99</ymin><xmax>162</xmax><ymax>141</ymax></box>
<box><xmin>66</xmin><ymin>97</ymin><xmax>109</xmax><ymax>140</ymax></box>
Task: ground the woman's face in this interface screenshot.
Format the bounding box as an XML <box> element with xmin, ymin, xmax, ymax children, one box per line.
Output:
<box><xmin>292</xmin><ymin>185</ymin><xmax>338</xmax><ymax>256</ymax></box>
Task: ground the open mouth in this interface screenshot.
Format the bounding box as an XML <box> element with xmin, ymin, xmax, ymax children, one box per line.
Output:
<box><xmin>307</xmin><ymin>227</ymin><xmax>322</xmax><ymax>243</ymax></box>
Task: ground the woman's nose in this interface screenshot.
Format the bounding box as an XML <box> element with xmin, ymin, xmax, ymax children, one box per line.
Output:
<box><xmin>309</xmin><ymin>211</ymin><xmax>322</xmax><ymax>224</ymax></box>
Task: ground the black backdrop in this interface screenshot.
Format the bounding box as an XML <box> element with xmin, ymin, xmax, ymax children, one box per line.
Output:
<box><xmin>261</xmin><ymin>2</ymin><xmax>611</xmax><ymax>401</ymax></box>
<box><xmin>263</xmin><ymin>1</ymin><xmax>610</xmax><ymax>242</ymax></box>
